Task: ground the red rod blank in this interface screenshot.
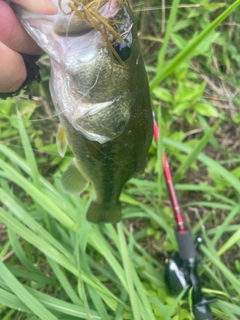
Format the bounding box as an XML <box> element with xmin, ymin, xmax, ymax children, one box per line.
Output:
<box><xmin>153</xmin><ymin>119</ymin><xmax>186</xmax><ymax>232</ymax></box>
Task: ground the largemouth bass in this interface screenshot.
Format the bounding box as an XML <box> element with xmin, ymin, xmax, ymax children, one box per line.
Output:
<box><xmin>13</xmin><ymin>0</ymin><xmax>153</xmax><ymax>223</ymax></box>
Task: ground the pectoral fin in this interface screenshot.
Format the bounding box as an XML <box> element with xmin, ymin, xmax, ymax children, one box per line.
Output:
<box><xmin>56</xmin><ymin>124</ymin><xmax>68</xmax><ymax>157</ymax></box>
<box><xmin>61</xmin><ymin>159</ymin><xmax>88</xmax><ymax>194</ymax></box>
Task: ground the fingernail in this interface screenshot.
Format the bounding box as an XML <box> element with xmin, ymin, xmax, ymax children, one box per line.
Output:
<box><xmin>13</xmin><ymin>0</ymin><xmax>58</xmax><ymax>14</ymax></box>
<box><xmin>43</xmin><ymin>0</ymin><xmax>58</xmax><ymax>14</ymax></box>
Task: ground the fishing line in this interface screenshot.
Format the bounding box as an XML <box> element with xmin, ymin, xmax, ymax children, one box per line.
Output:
<box><xmin>0</xmin><ymin>1</ymin><xmax>128</xmax><ymax>168</ymax></box>
<box><xmin>0</xmin><ymin>124</ymin><xmax>125</xmax><ymax>167</ymax></box>
<box><xmin>88</xmin><ymin>138</ymin><xmax>126</xmax><ymax>167</ymax></box>
<box><xmin>1</xmin><ymin>1</ymin><xmax>127</xmax><ymax>125</ymax></box>
<box><xmin>65</xmin><ymin>9</ymin><xmax>76</xmax><ymax>38</ymax></box>
<box><xmin>59</xmin><ymin>4</ymin><xmax>126</xmax><ymax>170</ymax></box>
<box><xmin>0</xmin><ymin>141</ymin><xmax>73</xmax><ymax>158</ymax></box>
<box><xmin>0</xmin><ymin>75</ymin><xmax>99</xmax><ymax>123</ymax></box>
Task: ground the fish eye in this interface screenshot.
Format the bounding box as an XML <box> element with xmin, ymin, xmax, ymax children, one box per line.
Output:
<box><xmin>113</xmin><ymin>40</ymin><xmax>132</xmax><ymax>61</ymax></box>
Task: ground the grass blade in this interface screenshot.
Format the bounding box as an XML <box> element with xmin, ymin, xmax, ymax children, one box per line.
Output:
<box><xmin>163</xmin><ymin>137</ymin><xmax>240</xmax><ymax>193</ymax></box>
<box><xmin>117</xmin><ymin>223</ymin><xmax>141</xmax><ymax>320</ymax></box>
<box><xmin>201</xmin><ymin>245</ymin><xmax>240</xmax><ymax>296</ymax></box>
<box><xmin>0</xmin><ymin>159</ymin><xmax>76</xmax><ymax>231</ymax></box>
<box><xmin>157</xmin><ymin>0</ymin><xmax>180</xmax><ymax>70</ymax></box>
<box><xmin>212</xmin><ymin>204</ymin><xmax>240</xmax><ymax>247</ymax></box>
<box><xmin>17</xmin><ymin>110</ymin><xmax>40</xmax><ymax>189</ymax></box>
<box><xmin>174</xmin><ymin>121</ymin><xmax>220</xmax><ymax>183</ymax></box>
<box><xmin>150</xmin><ymin>0</ymin><xmax>240</xmax><ymax>89</ymax></box>
<box><xmin>0</xmin><ymin>262</ymin><xmax>58</xmax><ymax>320</ymax></box>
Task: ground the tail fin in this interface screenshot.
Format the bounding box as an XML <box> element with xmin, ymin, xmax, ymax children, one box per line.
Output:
<box><xmin>86</xmin><ymin>201</ymin><xmax>122</xmax><ymax>224</ymax></box>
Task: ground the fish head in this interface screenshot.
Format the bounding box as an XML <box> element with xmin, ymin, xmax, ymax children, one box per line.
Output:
<box><xmin>14</xmin><ymin>0</ymin><xmax>142</xmax><ymax>143</ymax></box>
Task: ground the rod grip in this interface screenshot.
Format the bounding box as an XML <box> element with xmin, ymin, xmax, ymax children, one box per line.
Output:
<box><xmin>175</xmin><ymin>230</ymin><xmax>196</xmax><ymax>260</ymax></box>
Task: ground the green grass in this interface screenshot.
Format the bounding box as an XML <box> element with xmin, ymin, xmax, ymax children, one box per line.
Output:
<box><xmin>1</xmin><ymin>0</ymin><xmax>240</xmax><ymax>319</ymax></box>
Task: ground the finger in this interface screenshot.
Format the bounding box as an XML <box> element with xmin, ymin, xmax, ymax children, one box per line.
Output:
<box><xmin>0</xmin><ymin>1</ymin><xmax>42</xmax><ymax>54</ymax></box>
<box><xmin>0</xmin><ymin>42</ymin><xmax>27</xmax><ymax>93</ymax></box>
<box><xmin>11</xmin><ymin>0</ymin><xmax>58</xmax><ymax>14</ymax></box>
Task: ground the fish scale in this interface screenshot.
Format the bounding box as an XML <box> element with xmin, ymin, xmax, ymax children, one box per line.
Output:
<box><xmin>13</xmin><ymin>0</ymin><xmax>153</xmax><ymax>223</ymax></box>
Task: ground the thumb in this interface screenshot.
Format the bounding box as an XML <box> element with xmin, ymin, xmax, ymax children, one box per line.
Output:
<box><xmin>11</xmin><ymin>0</ymin><xmax>58</xmax><ymax>14</ymax></box>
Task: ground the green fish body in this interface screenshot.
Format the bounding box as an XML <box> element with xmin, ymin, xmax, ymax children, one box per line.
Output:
<box><xmin>14</xmin><ymin>0</ymin><xmax>153</xmax><ymax>223</ymax></box>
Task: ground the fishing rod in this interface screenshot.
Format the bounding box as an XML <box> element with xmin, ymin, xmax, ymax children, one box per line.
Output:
<box><xmin>153</xmin><ymin>114</ymin><xmax>215</xmax><ymax>320</ymax></box>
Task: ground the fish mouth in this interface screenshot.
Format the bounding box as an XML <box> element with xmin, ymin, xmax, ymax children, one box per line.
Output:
<box><xmin>54</xmin><ymin>0</ymin><xmax>120</xmax><ymax>37</ymax></box>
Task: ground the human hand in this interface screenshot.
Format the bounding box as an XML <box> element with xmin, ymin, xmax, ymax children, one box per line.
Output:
<box><xmin>0</xmin><ymin>0</ymin><xmax>57</xmax><ymax>94</ymax></box>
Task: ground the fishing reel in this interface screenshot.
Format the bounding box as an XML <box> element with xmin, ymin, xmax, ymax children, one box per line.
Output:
<box><xmin>165</xmin><ymin>231</ymin><xmax>216</xmax><ymax>320</ymax></box>
<box><xmin>153</xmin><ymin>115</ymin><xmax>216</xmax><ymax>319</ymax></box>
